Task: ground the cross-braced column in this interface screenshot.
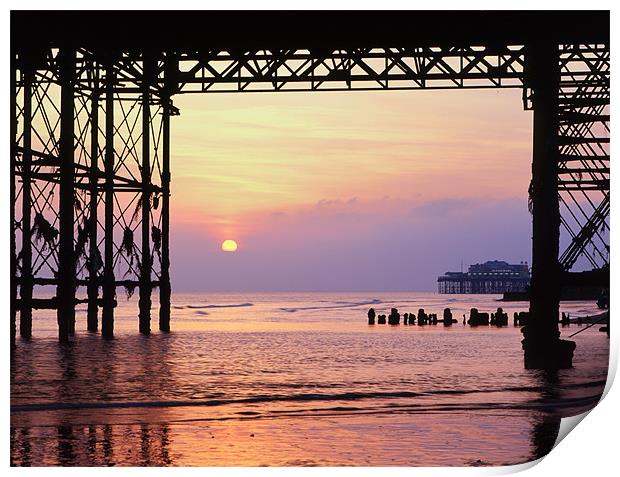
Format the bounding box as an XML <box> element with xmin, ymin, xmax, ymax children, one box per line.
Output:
<box><xmin>95</xmin><ymin>55</ymin><xmax>165</xmax><ymax>338</ymax></box>
<box><xmin>13</xmin><ymin>48</ymin><xmax>65</xmax><ymax>341</ymax></box>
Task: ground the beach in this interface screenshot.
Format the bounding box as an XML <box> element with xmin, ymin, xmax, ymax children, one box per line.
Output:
<box><xmin>10</xmin><ymin>292</ymin><xmax>609</xmax><ymax>466</ymax></box>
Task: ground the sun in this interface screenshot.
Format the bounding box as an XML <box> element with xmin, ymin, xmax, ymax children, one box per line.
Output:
<box><xmin>221</xmin><ymin>239</ymin><xmax>238</xmax><ymax>252</ymax></box>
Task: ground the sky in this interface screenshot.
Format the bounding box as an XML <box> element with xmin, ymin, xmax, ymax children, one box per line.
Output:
<box><xmin>168</xmin><ymin>88</ymin><xmax>534</xmax><ymax>292</ymax></box>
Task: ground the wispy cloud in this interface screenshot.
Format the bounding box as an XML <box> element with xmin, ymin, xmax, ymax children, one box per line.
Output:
<box><xmin>167</xmin><ymin>88</ymin><xmax>533</xmax><ymax>291</ymax></box>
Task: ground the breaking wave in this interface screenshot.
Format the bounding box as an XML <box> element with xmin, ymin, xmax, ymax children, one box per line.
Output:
<box><xmin>281</xmin><ymin>299</ymin><xmax>383</xmax><ymax>313</ymax></box>
<box><xmin>173</xmin><ymin>303</ymin><xmax>254</xmax><ymax>310</ymax></box>
<box><xmin>11</xmin><ymin>380</ymin><xmax>605</xmax><ymax>414</ymax></box>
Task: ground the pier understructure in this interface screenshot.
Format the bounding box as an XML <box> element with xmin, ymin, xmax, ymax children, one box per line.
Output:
<box><xmin>10</xmin><ymin>12</ymin><xmax>609</xmax><ymax>369</ymax></box>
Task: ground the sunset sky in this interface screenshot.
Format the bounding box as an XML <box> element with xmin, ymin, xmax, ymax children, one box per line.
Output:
<box><xmin>169</xmin><ymin>88</ymin><xmax>534</xmax><ymax>292</ymax></box>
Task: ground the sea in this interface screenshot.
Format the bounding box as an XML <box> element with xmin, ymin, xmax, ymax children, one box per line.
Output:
<box><xmin>10</xmin><ymin>292</ymin><xmax>609</xmax><ymax>467</ymax></box>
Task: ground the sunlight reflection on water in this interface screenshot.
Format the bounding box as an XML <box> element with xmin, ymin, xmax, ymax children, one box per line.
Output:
<box><xmin>11</xmin><ymin>293</ymin><xmax>609</xmax><ymax>466</ymax></box>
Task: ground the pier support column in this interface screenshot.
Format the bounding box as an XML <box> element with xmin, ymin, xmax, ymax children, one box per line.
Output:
<box><xmin>10</xmin><ymin>57</ymin><xmax>18</xmax><ymax>346</ymax></box>
<box><xmin>139</xmin><ymin>57</ymin><xmax>153</xmax><ymax>335</ymax></box>
<box><xmin>102</xmin><ymin>63</ymin><xmax>115</xmax><ymax>339</ymax></box>
<box><xmin>19</xmin><ymin>65</ymin><xmax>33</xmax><ymax>339</ymax></box>
<box><xmin>159</xmin><ymin>97</ymin><xmax>171</xmax><ymax>332</ymax></box>
<box><xmin>523</xmin><ymin>42</ymin><xmax>575</xmax><ymax>369</ymax></box>
<box><xmin>57</xmin><ymin>49</ymin><xmax>76</xmax><ymax>342</ymax></box>
<box><xmin>159</xmin><ymin>54</ymin><xmax>176</xmax><ymax>332</ymax></box>
<box><xmin>87</xmin><ymin>71</ymin><xmax>100</xmax><ymax>332</ymax></box>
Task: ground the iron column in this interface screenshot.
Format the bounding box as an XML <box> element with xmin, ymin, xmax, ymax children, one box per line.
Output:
<box><xmin>19</xmin><ymin>63</ymin><xmax>33</xmax><ymax>339</ymax></box>
<box><xmin>57</xmin><ymin>49</ymin><xmax>76</xmax><ymax>342</ymax></box>
<box><xmin>159</xmin><ymin>54</ymin><xmax>175</xmax><ymax>332</ymax></box>
<box><xmin>139</xmin><ymin>57</ymin><xmax>153</xmax><ymax>334</ymax></box>
<box><xmin>10</xmin><ymin>55</ymin><xmax>18</xmax><ymax>346</ymax></box>
<box><xmin>523</xmin><ymin>42</ymin><xmax>575</xmax><ymax>369</ymax></box>
<box><xmin>159</xmin><ymin>98</ymin><xmax>171</xmax><ymax>332</ymax></box>
<box><xmin>87</xmin><ymin>67</ymin><xmax>100</xmax><ymax>332</ymax></box>
<box><xmin>102</xmin><ymin>63</ymin><xmax>115</xmax><ymax>339</ymax></box>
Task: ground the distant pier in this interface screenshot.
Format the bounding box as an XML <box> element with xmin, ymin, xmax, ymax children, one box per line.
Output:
<box><xmin>438</xmin><ymin>261</ymin><xmax>530</xmax><ymax>294</ymax></box>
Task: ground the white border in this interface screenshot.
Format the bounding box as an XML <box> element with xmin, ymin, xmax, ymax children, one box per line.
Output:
<box><xmin>3</xmin><ymin>2</ymin><xmax>617</xmax><ymax>475</ymax></box>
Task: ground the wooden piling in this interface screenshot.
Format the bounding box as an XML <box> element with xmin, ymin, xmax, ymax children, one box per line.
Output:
<box><xmin>443</xmin><ymin>308</ymin><xmax>453</xmax><ymax>326</ymax></box>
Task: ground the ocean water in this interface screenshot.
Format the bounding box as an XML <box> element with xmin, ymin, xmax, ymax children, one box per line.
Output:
<box><xmin>10</xmin><ymin>292</ymin><xmax>609</xmax><ymax>466</ymax></box>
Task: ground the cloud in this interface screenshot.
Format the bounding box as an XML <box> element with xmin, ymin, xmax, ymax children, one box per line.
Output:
<box><xmin>170</xmin><ymin>195</ymin><xmax>532</xmax><ymax>292</ymax></box>
<box><xmin>166</xmin><ymin>88</ymin><xmax>534</xmax><ymax>292</ymax></box>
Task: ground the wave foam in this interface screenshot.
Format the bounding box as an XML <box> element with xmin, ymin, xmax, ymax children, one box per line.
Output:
<box><xmin>174</xmin><ymin>303</ymin><xmax>254</xmax><ymax>310</ymax></box>
<box><xmin>281</xmin><ymin>299</ymin><xmax>383</xmax><ymax>313</ymax></box>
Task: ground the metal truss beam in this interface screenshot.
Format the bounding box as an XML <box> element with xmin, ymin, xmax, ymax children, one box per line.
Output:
<box><xmin>171</xmin><ymin>46</ymin><xmax>527</xmax><ymax>93</ymax></box>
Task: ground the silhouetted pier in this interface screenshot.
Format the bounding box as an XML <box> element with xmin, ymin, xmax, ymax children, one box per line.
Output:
<box><xmin>438</xmin><ymin>261</ymin><xmax>530</xmax><ymax>294</ymax></box>
<box><xmin>11</xmin><ymin>11</ymin><xmax>609</xmax><ymax>369</ymax></box>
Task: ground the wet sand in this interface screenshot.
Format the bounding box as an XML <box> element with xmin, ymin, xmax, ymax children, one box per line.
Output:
<box><xmin>11</xmin><ymin>292</ymin><xmax>609</xmax><ymax>466</ymax></box>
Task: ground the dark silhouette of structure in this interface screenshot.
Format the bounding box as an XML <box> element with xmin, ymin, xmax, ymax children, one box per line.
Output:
<box><xmin>443</xmin><ymin>308</ymin><xmax>454</xmax><ymax>326</ymax></box>
<box><xmin>367</xmin><ymin>307</ymin><xmax>376</xmax><ymax>325</ymax></box>
<box><xmin>417</xmin><ymin>308</ymin><xmax>428</xmax><ymax>326</ymax></box>
<box><xmin>468</xmin><ymin>308</ymin><xmax>490</xmax><ymax>326</ymax></box>
<box><xmin>438</xmin><ymin>261</ymin><xmax>530</xmax><ymax>294</ymax></box>
<box><xmin>388</xmin><ymin>308</ymin><xmax>401</xmax><ymax>325</ymax></box>
<box><xmin>516</xmin><ymin>311</ymin><xmax>531</xmax><ymax>327</ymax></box>
<box><xmin>10</xmin><ymin>11</ymin><xmax>609</xmax><ymax>369</ymax></box>
<box><xmin>490</xmin><ymin>307</ymin><xmax>509</xmax><ymax>327</ymax></box>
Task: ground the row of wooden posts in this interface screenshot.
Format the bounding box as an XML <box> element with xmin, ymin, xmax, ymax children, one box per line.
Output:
<box><xmin>367</xmin><ymin>307</ymin><xmax>533</xmax><ymax>327</ymax></box>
